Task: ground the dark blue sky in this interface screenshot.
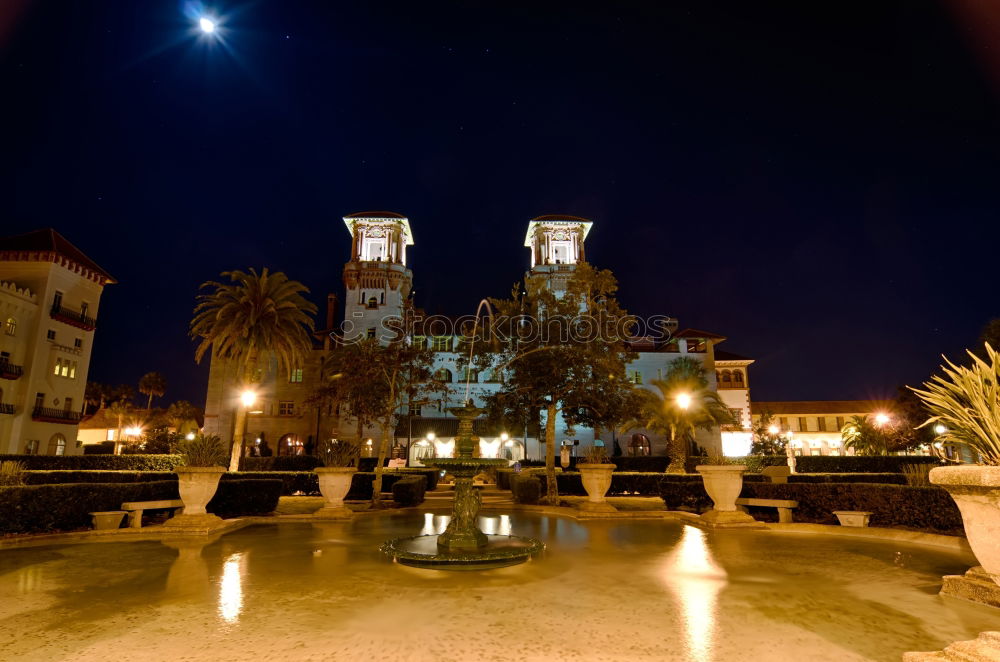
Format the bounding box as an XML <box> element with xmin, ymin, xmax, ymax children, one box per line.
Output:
<box><xmin>3</xmin><ymin>1</ymin><xmax>999</xmax><ymax>406</ymax></box>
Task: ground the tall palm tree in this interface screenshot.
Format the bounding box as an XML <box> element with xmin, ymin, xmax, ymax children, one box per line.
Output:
<box><xmin>138</xmin><ymin>371</ymin><xmax>167</xmax><ymax>410</ymax></box>
<box><xmin>190</xmin><ymin>268</ymin><xmax>317</xmax><ymax>470</ymax></box>
<box><xmin>620</xmin><ymin>357</ymin><xmax>734</xmax><ymax>473</ymax></box>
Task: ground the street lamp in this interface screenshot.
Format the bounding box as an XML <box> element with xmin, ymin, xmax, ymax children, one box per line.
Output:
<box><xmin>934</xmin><ymin>424</ymin><xmax>947</xmax><ymax>435</ymax></box>
<box><xmin>675</xmin><ymin>393</ymin><xmax>692</xmax><ymax>410</ymax></box>
<box><xmin>241</xmin><ymin>390</ymin><xmax>256</xmax><ymax>408</ymax></box>
<box><xmin>767</xmin><ymin>424</ymin><xmax>780</xmax><ymax>435</ymax></box>
<box><xmin>185</xmin><ymin>432</ymin><xmax>196</xmax><ymax>441</ymax></box>
<box><xmin>874</xmin><ymin>412</ymin><xmax>890</xmax><ymax>426</ymax></box>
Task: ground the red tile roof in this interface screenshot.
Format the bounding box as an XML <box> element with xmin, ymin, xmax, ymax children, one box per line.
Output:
<box><xmin>0</xmin><ymin>228</ymin><xmax>116</xmax><ymax>283</ymax></box>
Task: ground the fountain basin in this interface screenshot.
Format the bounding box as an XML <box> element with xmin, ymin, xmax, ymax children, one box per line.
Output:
<box><xmin>381</xmin><ymin>533</ymin><xmax>545</xmax><ymax>569</ymax></box>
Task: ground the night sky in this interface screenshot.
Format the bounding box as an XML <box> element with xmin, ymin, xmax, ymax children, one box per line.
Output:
<box><xmin>3</xmin><ymin>1</ymin><xmax>1000</xmax><ymax>406</ymax></box>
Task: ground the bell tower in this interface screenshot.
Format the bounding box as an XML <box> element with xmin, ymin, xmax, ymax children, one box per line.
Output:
<box><xmin>341</xmin><ymin>211</ymin><xmax>414</xmax><ymax>340</ymax></box>
<box><xmin>524</xmin><ymin>214</ymin><xmax>593</xmax><ymax>293</ymax></box>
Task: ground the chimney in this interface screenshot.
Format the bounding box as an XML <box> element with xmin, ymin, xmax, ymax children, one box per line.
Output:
<box><xmin>324</xmin><ymin>294</ymin><xmax>338</xmax><ymax>351</ymax></box>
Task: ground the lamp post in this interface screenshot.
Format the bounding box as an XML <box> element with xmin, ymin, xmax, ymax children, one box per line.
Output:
<box><xmin>231</xmin><ymin>389</ymin><xmax>256</xmax><ymax>471</ymax></box>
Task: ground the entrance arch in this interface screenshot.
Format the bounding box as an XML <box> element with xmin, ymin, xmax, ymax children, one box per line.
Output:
<box><xmin>278</xmin><ymin>433</ymin><xmax>303</xmax><ymax>456</ymax></box>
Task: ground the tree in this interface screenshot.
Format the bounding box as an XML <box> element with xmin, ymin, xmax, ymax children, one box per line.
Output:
<box><xmin>321</xmin><ymin>337</ymin><xmax>444</xmax><ymax>507</ymax></box>
<box><xmin>167</xmin><ymin>400</ymin><xmax>203</xmax><ymax>435</ymax></box>
<box><xmin>886</xmin><ymin>386</ymin><xmax>934</xmax><ymax>452</ymax></box>
<box><xmin>750</xmin><ymin>410</ymin><xmax>787</xmax><ymax>456</ymax></box>
<box><xmin>620</xmin><ymin>357</ymin><xmax>734</xmax><ymax>473</ymax></box>
<box><xmin>138</xmin><ymin>371</ymin><xmax>167</xmax><ymax>410</ymax></box>
<box><xmin>470</xmin><ymin>263</ymin><xmax>638</xmax><ymax>504</ymax></box>
<box><xmin>190</xmin><ymin>268</ymin><xmax>317</xmax><ymax>471</ymax></box>
<box><xmin>107</xmin><ymin>400</ymin><xmax>135</xmax><ymax>453</ymax></box>
<box><xmin>842</xmin><ymin>415</ymin><xmax>892</xmax><ymax>455</ymax></box>
<box><xmin>84</xmin><ymin>381</ymin><xmax>110</xmax><ymax>414</ymax></box>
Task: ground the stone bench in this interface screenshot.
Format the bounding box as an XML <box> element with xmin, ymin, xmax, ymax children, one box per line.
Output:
<box><xmin>735</xmin><ymin>497</ymin><xmax>798</xmax><ymax>523</ymax></box>
<box><xmin>121</xmin><ymin>499</ymin><xmax>184</xmax><ymax>528</ymax></box>
<box><xmin>762</xmin><ymin>465</ymin><xmax>791</xmax><ymax>484</ymax></box>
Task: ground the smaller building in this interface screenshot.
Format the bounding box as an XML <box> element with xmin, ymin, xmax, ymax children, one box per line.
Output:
<box><xmin>750</xmin><ymin>400</ymin><xmax>894</xmax><ymax>456</ymax></box>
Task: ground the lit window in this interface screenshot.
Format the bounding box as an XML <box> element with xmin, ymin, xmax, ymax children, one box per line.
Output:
<box><xmin>69</xmin><ymin>362</ymin><xmax>76</xmax><ymax>379</ymax></box>
<box><xmin>60</xmin><ymin>361</ymin><xmax>69</xmax><ymax>377</ymax></box>
<box><xmin>431</xmin><ymin>336</ymin><xmax>451</xmax><ymax>351</ymax></box>
<box><xmin>106</xmin><ymin>429</ymin><xmax>115</xmax><ymax>441</ymax></box>
<box><xmin>54</xmin><ymin>358</ymin><xmax>62</xmax><ymax>375</ymax></box>
<box><xmin>289</xmin><ymin>368</ymin><xmax>303</xmax><ymax>383</ymax></box>
<box><xmin>279</xmin><ymin>401</ymin><xmax>295</xmax><ymax>416</ymax></box>
<box><xmin>4</xmin><ymin>318</ymin><xmax>14</xmax><ymax>336</ymax></box>
<box><xmin>631</xmin><ymin>370</ymin><xmax>642</xmax><ymax>385</ymax></box>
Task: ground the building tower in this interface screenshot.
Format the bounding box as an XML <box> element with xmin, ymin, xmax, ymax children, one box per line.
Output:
<box><xmin>0</xmin><ymin>229</ymin><xmax>115</xmax><ymax>455</ymax></box>
<box><xmin>524</xmin><ymin>214</ymin><xmax>593</xmax><ymax>293</ymax></box>
<box><xmin>341</xmin><ymin>212</ymin><xmax>414</xmax><ymax>340</ymax></box>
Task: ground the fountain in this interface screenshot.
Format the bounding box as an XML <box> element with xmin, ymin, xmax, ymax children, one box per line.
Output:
<box><xmin>381</xmin><ymin>299</ymin><xmax>544</xmax><ymax>568</ymax></box>
<box><xmin>380</xmin><ymin>401</ymin><xmax>544</xmax><ymax>568</ymax></box>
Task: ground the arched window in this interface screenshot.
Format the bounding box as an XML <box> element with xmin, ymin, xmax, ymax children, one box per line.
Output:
<box><xmin>733</xmin><ymin>370</ymin><xmax>745</xmax><ymax>386</ymax></box>
<box><xmin>721</xmin><ymin>370</ymin><xmax>732</xmax><ymax>384</ymax></box>
<box><xmin>628</xmin><ymin>433</ymin><xmax>651</xmax><ymax>457</ymax></box>
<box><xmin>278</xmin><ymin>433</ymin><xmax>303</xmax><ymax>456</ymax></box>
<box><xmin>4</xmin><ymin>317</ymin><xmax>15</xmax><ymax>336</ymax></box>
<box><xmin>47</xmin><ymin>433</ymin><xmax>66</xmax><ymax>456</ymax></box>
<box><xmin>434</xmin><ymin>368</ymin><xmax>453</xmax><ymax>383</ymax></box>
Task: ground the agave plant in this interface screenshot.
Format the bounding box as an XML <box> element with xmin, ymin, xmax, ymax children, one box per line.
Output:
<box><xmin>0</xmin><ymin>460</ymin><xmax>26</xmax><ymax>487</ymax></box>
<box><xmin>910</xmin><ymin>343</ymin><xmax>1000</xmax><ymax>466</ymax></box>
<box><xmin>317</xmin><ymin>439</ymin><xmax>360</xmax><ymax>468</ymax></box>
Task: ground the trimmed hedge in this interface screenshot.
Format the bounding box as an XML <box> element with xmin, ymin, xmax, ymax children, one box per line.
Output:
<box><xmin>795</xmin><ymin>456</ymin><xmax>942</xmax><ymax>473</ymax></box>
<box><xmin>23</xmin><ymin>470</ymin><xmax>177</xmax><ymax>485</ymax></box>
<box><xmin>207</xmin><ymin>479</ymin><xmax>282</xmax><ymax>517</ymax></box>
<box><xmin>740</xmin><ymin>482</ymin><xmax>963</xmax><ymax>533</ymax></box>
<box><xmin>0</xmin><ymin>454</ymin><xmax>183</xmax><ymax>471</ymax></box>
<box><xmin>0</xmin><ymin>481</ymin><xmax>179</xmax><ymax>534</ymax></box>
<box><xmin>223</xmin><ymin>471</ymin><xmax>316</xmax><ymax>495</ymax></box>
<box><xmin>510</xmin><ymin>474</ymin><xmax>541</xmax><ymax>504</ymax></box>
<box><xmin>392</xmin><ymin>476</ymin><xmax>427</xmax><ymax>506</ymax></box>
<box><xmin>242</xmin><ymin>456</ymin><xmax>322</xmax><ymax>472</ymax></box>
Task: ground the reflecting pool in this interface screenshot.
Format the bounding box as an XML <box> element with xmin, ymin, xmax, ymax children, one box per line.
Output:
<box><xmin>0</xmin><ymin>513</ymin><xmax>995</xmax><ymax>661</ymax></box>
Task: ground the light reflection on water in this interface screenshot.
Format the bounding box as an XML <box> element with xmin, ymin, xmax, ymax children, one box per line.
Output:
<box><xmin>218</xmin><ymin>552</ymin><xmax>244</xmax><ymax>624</ymax></box>
<box><xmin>661</xmin><ymin>526</ymin><xmax>726</xmax><ymax>662</ymax></box>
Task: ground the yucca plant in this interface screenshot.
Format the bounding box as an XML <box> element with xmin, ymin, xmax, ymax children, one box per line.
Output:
<box><xmin>0</xmin><ymin>460</ymin><xmax>26</xmax><ymax>487</ymax></box>
<box><xmin>317</xmin><ymin>439</ymin><xmax>360</xmax><ymax>467</ymax></box>
<box><xmin>177</xmin><ymin>434</ymin><xmax>229</xmax><ymax>468</ymax></box>
<box><xmin>910</xmin><ymin>343</ymin><xmax>1000</xmax><ymax>466</ymax></box>
<box><xmin>581</xmin><ymin>445</ymin><xmax>613</xmax><ymax>464</ymax></box>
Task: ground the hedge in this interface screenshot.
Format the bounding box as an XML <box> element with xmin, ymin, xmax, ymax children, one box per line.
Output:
<box><xmin>207</xmin><ymin>479</ymin><xmax>282</xmax><ymax>517</ymax></box>
<box><xmin>22</xmin><ymin>470</ymin><xmax>177</xmax><ymax>485</ymax></box>
<box><xmin>740</xmin><ymin>482</ymin><xmax>964</xmax><ymax>533</ymax></box>
<box><xmin>0</xmin><ymin>481</ymin><xmax>179</xmax><ymax>534</ymax></box>
<box><xmin>794</xmin><ymin>456</ymin><xmax>942</xmax><ymax>473</ymax></box>
<box><xmin>242</xmin><ymin>456</ymin><xmax>323</xmax><ymax>472</ymax></box>
<box><xmin>510</xmin><ymin>474</ymin><xmax>541</xmax><ymax>504</ymax></box>
<box><xmin>392</xmin><ymin>476</ymin><xmax>427</xmax><ymax>506</ymax></box>
<box><xmin>0</xmin><ymin>454</ymin><xmax>183</xmax><ymax>471</ymax></box>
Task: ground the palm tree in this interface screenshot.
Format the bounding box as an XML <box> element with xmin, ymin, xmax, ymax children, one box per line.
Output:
<box><xmin>138</xmin><ymin>371</ymin><xmax>167</xmax><ymax>410</ymax></box>
<box><xmin>842</xmin><ymin>415</ymin><xmax>890</xmax><ymax>456</ymax></box>
<box><xmin>107</xmin><ymin>400</ymin><xmax>134</xmax><ymax>453</ymax></box>
<box><xmin>190</xmin><ymin>268</ymin><xmax>317</xmax><ymax>470</ymax></box>
<box><xmin>84</xmin><ymin>381</ymin><xmax>110</xmax><ymax>414</ymax></box>
<box><xmin>620</xmin><ymin>357</ymin><xmax>734</xmax><ymax>473</ymax></box>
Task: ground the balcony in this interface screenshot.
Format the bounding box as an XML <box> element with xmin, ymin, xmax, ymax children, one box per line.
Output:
<box><xmin>0</xmin><ymin>403</ymin><xmax>13</xmax><ymax>415</ymax></box>
<box><xmin>50</xmin><ymin>303</ymin><xmax>97</xmax><ymax>331</ymax></box>
<box><xmin>0</xmin><ymin>359</ymin><xmax>23</xmax><ymax>380</ymax></box>
<box><xmin>32</xmin><ymin>407</ymin><xmax>83</xmax><ymax>424</ymax></box>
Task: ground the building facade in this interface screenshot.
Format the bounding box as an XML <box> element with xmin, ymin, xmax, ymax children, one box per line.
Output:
<box><xmin>0</xmin><ymin>230</ymin><xmax>115</xmax><ymax>455</ymax></box>
<box><xmin>749</xmin><ymin>400</ymin><xmax>895</xmax><ymax>457</ymax></box>
<box><xmin>203</xmin><ymin>213</ymin><xmax>751</xmax><ymax>462</ymax></box>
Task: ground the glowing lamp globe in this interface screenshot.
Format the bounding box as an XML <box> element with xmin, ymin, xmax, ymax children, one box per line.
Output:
<box><xmin>675</xmin><ymin>393</ymin><xmax>692</xmax><ymax>410</ymax></box>
<box><xmin>199</xmin><ymin>17</ymin><xmax>216</xmax><ymax>33</ymax></box>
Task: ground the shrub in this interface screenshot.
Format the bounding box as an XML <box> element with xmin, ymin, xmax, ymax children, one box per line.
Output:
<box><xmin>317</xmin><ymin>440</ymin><xmax>360</xmax><ymax>468</ymax></box>
<box><xmin>177</xmin><ymin>434</ymin><xmax>228</xmax><ymax>467</ymax></box>
<box><xmin>511</xmin><ymin>474</ymin><xmax>541</xmax><ymax>504</ymax></box>
<box><xmin>684</xmin><ymin>455</ymin><xmax>787</xmax><ymax>473</ymax></box>
<box><xmin>0</xmin><ymin>481</ymin><xmax>179</xmax><ymax>534</ymax></box>
<box><xmin>794</xmin><ymin>456</ymin><xmax>941</xmax><ymax>474</ymax></box>
<box><xmin>609</xmin><ymin>456</ymin><xmax>670</xmax><ymax>472</ymax></box>
<box><xmin>786</xmin><ymin>473</ymin><xmax>907</xmax><ymax>485</ymax></box>
<box><xmin>346</xmin><ymin>472</ymin><xmax>375</xmax><ymax>501</ymax></box>
<box><xmin>242</xmin><ymin>455</ymin><xmax>323</xmax><ymax>472</ymax></box>
<box><xmin>0</xmin><ymin>460</ymin><xmax>26</xmax><ymax>486</ymax></box>
<box><xmin>0</xmin><ymin>454</ymin><xmax>183</xmax><ymax>471</ymax></box>
<box><xmin>392</xmin><ymin>476</ymin><xmax>427</xmax><ymax>506</ymax></box>
<box><xmin>357</xmin><ymin>457</ymin><xmax>391</xmax><ymax>472</ymax></box>
<box><xmin>221</xmin><ymin>471</ymin><xmax>317</xmax><ymax>495</ymax></box>
<box><xmin>23</xmin><ymin>470</ymin><xmax>177</xmax><ymax>485</ymax></box>
<box><xmin>659</xmin><ymin>475</ymin><xmax>713</xmax><ymax>512</ymax></box>
<box><xmin>207</xmin><ymin>479</ymin><xmax>282</xmax><ymax>517</ymax></box>
<box><xmin>740</xmin><ymin>482</ymin><xmax>963</xmax><ymax>533</ymax></box>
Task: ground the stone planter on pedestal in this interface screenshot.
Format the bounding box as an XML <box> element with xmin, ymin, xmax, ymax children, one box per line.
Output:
<box><xmin>696</xmin><ymin>464</ymin><xmax>761</xmax><ymax>528</ymax></box>
<box><xmin>314</xmin><ymin>467</ymin><xmax>357</xmax><ymax>519</ymax></box>
<box><xmin>89</xmin><ymin>511</ymin><xmax>125</xmax><ymax>530</ymax></box>
<box><xmin>930</xmin><ymin>465</ymin><xmax>1000</xmax><ymax>608</ymax></box>
<box><xmin>577</xmin><ymin>463</ymin><xmax>617</xmax><ymax>513</ymax></box>
<box><xmin>165</xmin><ymin>466</ymin><xmax>226</xmax><ymax>532</ymax></box>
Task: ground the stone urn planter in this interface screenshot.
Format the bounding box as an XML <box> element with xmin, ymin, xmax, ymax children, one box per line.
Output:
<box><xmin>314</xmin><ymin>467</ymin><xmax>357</xmax><ymax>519</ymax></box>
<box><xmin>930</xmin><ymin>466</ymin><xmax>1000</xmax><ymax>583</ymax></box>
<box><xmin>833</xmin><ymin>511</ymin><xmax>872</xmax><ymax>528</ymax></box>
<box><xmin>89</xmin><ymin>511</ymin><xmax>125</xmax><ymax>530</ymax></box>
<box><xmin>577</xmin><ymin>463</ymin><xmax>617</xmax><ymax>513</ymax></box>
<box><xmin>174</xmin><ymin>466</ymin><xmax>226</xmax><ymax>515</ymax></box>
<box><xmin>696</xmin><ymin>464</ymin><xmax>760</xmax><ymax>527</ymax></box>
